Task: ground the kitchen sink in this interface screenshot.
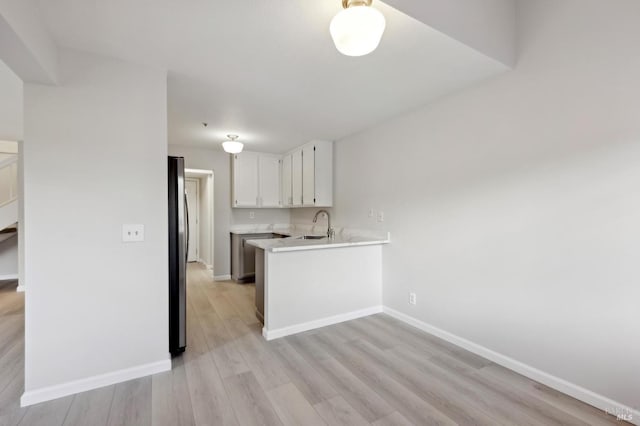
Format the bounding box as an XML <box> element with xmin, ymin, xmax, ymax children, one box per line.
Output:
<box><xmin>298</xmin><ymin>235</ymin><xmax>325</xmax><ymax>240</ymax></box>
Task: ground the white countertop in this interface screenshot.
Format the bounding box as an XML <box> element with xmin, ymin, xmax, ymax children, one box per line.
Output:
<box><xmin>238</xmin><ymin>225</ymin><xmax>390</xmax><ymax>253</ymax></box>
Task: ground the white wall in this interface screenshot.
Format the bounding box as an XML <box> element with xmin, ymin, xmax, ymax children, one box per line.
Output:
<box><xmin>385</xmin><ymin>0</ymin><xmax>516</xmax><ymax>67</ymax></box>
<box><xmin>198</xmin><ymin>175</ymin><xmax>212</xmax><ymax>267</ymax></box>
<box><xmin>0</xmin><ymin>91</ymin><xmax>20</xmax><ymax>281</ymax></box>
<box><xmin>0</xmin><ymin>0</ymin><xmax>58</xmax><ymax>83</ymax></box>
<box><xmin>294</xmin><ymin>0</ymin><xmax>640</xmax><ymax>410</ymax></box>
<box><xmin>0</xmin><ymin>151</ymin><xmax>17</xmax><ymax>205</ymax></box>
<box><xmin>23</xmin><ymin>49</ymin><xmax>169</xmax><ymax>397</ymax></box>
<box><xmin>17</xmin><ymin>139</ymin><xmax>23</xmax><ymax>290</ymax></box>
<box><xmin>168</xmin><ymin>145</ymin><xmax>290</xmax><ymax>276</ymax></box>
<box><xmin>0</xmin><ymin>59</ymin><xmax>22</xmax><ymax>141</ymax></box>
<box><xmin>0</xmin><ymin>235</ymin><xmax>17</xmax><ymax>277</ymax></box>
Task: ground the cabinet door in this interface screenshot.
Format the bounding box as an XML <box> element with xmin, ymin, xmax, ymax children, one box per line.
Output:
<box><xmin>302</xmin><ymin>144</ymin><xmax>315</xmax><ymax>206</ymax></box>
<box><xmin>233</xmin><ymin>152</ymin><xmax>259</xmax><ymax>207</ymax></box>
<box><xmin>312</xmin><ymin>140</ymin><xmax>333</xmax><ymax>207</ymax></box>
<box><xmin>291</xmin><ymin>149</ymin><xmax>303</xmax><ymax>206</ymax></box>
<box><xmin>259</xmin><ymin>154</ymin><xmax>281</xmax><ymax>207</ymax></box>
<box><xmin>281</xmin><ymin>154</ymin><xmax>292</xmax><ymax>206</ymax></box>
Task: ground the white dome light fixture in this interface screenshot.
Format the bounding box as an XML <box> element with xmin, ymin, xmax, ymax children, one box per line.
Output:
<box><xmin>222</xmin><ymin>134</ymin><xmax>244</xmax><ymax>154</ymax></box>
<box><xmin>330</xmin><ymin>0</ymin><xmax>386</xmax><ymax>57</ymax></box>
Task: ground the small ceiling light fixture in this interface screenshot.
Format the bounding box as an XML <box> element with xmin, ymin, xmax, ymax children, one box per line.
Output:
<box><xmin>222</xmin><ymin>134</ymin><xmax>244</xmax><ymax>154</ymax></box>
<box><xmin>330</xmin><ymin>0</ymin><xmax>386</xmax><ymax>57</ymax></box>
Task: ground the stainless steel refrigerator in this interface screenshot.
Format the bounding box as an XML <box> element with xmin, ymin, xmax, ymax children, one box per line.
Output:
<box><xmin>168</xmin><ymin>156</ymin><xmax>187</xmax><ymax>356</ymax></box>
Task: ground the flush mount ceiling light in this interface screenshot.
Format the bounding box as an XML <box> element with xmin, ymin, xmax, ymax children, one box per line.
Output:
<box><xmin>330</xmin><ymin>0</ymin><xmax>386</xmax><ymax>57</ymax></box>
<box><xmin>222</xmin><ymin>134</ymin><xmax>244</xmax><ymax>154</ymax></box>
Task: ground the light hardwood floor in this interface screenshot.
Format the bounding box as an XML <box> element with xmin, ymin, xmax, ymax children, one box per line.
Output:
<box><xmin>0</xmin><ymin>264</ymin><xmax>624</xmax><ymax>425</ymax></box>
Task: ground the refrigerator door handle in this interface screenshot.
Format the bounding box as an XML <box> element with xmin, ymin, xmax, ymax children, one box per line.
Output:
<box><xmin>184</xmin><ymin>193</ymin><xmax>190</xmax><ymax>263</ymax></box>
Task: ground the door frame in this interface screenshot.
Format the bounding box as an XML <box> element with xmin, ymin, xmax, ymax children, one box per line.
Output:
<box><xmin>185</xmin><ymin>178</ymin><xmax>200</xmax><ymax>262</ymax></box>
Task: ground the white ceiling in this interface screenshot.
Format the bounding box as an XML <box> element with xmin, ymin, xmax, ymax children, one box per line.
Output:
<box><xmin>36</xmin><ymin>0</ymin><xmax>507</xmax><ymax>153</ymax></box>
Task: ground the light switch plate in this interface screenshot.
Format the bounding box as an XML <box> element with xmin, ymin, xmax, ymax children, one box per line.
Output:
<box><xmin>249</xmin><ymin>211</ymin><xmax>255</xmax><ymax>219</ymax></box>
<box><xmin>377</xmin><ymin>211</ymin><xmax>384</xmax><ymax>222</ymax></box>
<box><xmin>122</xmin><ymin>224</ymin><xmax>144</xmax><ymax>242</ymax></box>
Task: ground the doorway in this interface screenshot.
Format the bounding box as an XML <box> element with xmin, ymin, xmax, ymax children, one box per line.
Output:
<box><xmin>184</xmin><ymin>169</ymin><xmax>214</xmax><ymax>273</ymax></box>
<box><xmin>185</xmin><ymin>178</ymin><xmax>199</xmax><ymax>262</ymax></box>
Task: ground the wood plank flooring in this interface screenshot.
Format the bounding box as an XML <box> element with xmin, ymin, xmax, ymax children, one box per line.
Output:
<box><xmin>0</xmin><ymin>265</ymin><xmax>625</xmax><ymax>425</ymax></box>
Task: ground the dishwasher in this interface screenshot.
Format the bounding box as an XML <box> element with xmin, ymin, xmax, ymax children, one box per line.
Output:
<box><xmin>230</xmin><ymin>233</ymin><xmax>285</xmax><ymax>283</ymax></box>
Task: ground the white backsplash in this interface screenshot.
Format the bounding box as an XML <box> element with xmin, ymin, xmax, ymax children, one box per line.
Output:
<box><xmin>229</xmin><ymin>223</ymin><xmax>390</xmax><ymax>241</ymax></box>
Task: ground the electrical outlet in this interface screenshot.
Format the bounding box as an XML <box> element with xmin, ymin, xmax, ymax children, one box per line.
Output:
<box><xmin>409</xmin><ymin>292</ymin><xmax>417</xmax><ymax>305</ymax></box>
<box><xmin>368</xmin><ymin>208</ymin><xmax>375</xmax><ymax>218</ymax></box>
<box><xmin>122</xmin><ymin>224</ymin><xmax>144</xmax><ymax>242</ymax></box>
<box><xmin>249</xmin><ymin>211</ymin><xmax>255</xmax><ymax>219</ymax></box>
<box><xmin>377</xmin><ymin>211</ymin><xmax>384</xmax><ymax>222</ymax></box>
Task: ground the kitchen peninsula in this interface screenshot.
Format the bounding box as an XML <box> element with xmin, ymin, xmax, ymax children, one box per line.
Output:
<box><xmin>245</xmin><ymin>225</ymin><xmax>390</xmax><ymax>340</ymax></box>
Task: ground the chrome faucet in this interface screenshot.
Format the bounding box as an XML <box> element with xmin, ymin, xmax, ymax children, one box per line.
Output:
<box><xmin>313</xmin><ymin>209</ymin><xmax>334</xmax><ymax>238</ymax></box>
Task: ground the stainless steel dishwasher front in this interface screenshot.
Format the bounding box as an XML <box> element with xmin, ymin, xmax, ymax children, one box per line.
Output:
<box><xmin>230</xmin><ymin>232</ymin><xmax>284</xmax><ymax>283</ymax></box>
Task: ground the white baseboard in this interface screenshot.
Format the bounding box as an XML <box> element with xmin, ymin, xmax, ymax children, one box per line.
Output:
<box><xmin>20</xmin><ymin>357</ymin><xmax>171</xmax><ymax>407</ymax></box>
<box><xmin>263</xmin><ymin>305</ymin><xmax>383</xmax><ymax>341</ymax></box>
<box><xmin>214</xmin><ymin>274</ymin><xmax>231</xmax><ymax>281</ymax></box>
<box><xmin>383</xmin><ymin>306</ymin><xmax>639</xmax><ymax>425</ymax></box>
<box><xmin>0</xmin><ymin>273</ymin><xmax>18</xmax><ymax>281</ymax></box>
<box><xmin>197</xmin><ymin>259</ymin><xmax>213</xmax><ymax>270</ymax></box>
<box><xmin>16</xmin><ymin>285</ymin><xmax>25</xmax><ymax>293</ymax></box>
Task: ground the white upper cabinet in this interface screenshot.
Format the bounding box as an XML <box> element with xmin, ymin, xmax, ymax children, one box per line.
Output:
<box><xmin>281</xmin><ymin>154</ymin><xmax>292</xmax><ymax>207</ymax></box>
<box><xmin>232</xmin><ymin>152</ymin><xmax>259</xmax><ymax>207</ymax></box>
<box><xmin>232</xmin><ymin>152</ymin><xmax>281</xmax><ymax>208</ymax></box>
<box><xmin>302</xmin><ymin>144</ymin><xmax>315</xmax><ymax>206</ymax></box>
<box><xmin>307</xmin><ymin>140</ymin><xmax>333</xmax><ymax>207</ymax></box>
<box><xmin>259</xmin><ymin>154</ymin><xmax>281</xmax><ymax>207</ymax></box>
<box><xmin>315</xmin><ymin>141</ymin><xmax>333</xmax><ymax>206</ymax></box>
<box><xmin>231</xmin><ymin>141</ymin><xmax>332</xmax><ymax>208</ymax></box>
<box><xmin>292</xmin><ymin>140</ymin><xmax>333</xmax><ymax>207</ymax></box>
<box><xmin>291</xmin><ymin>149</ymin><xmax>303</xmax><ymax>207</ymax></box>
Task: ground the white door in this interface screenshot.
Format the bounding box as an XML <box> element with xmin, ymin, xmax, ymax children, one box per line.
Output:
<box><xmin>233</xmin><ymin>152</ymin><xmax>259</xmax><ymax>207</ymax></box>
<box><xmin>302</xmin><ymin>144</ymin><xmax>315</xmax><ymax>206</ymax></box>
<box><xmin>291</xmin><ymin>149</ymin><xmax>303</xmax><ymax>206</ymax></box>
<box><xmin>259</xmin><ymin>154</ymin><xmax>281</xmax><ymax>207</ymax></box>
<box><xmin>185</xmin><ymin>179</ymin><xmax>199</xmax><ymax>262</ymax></box>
